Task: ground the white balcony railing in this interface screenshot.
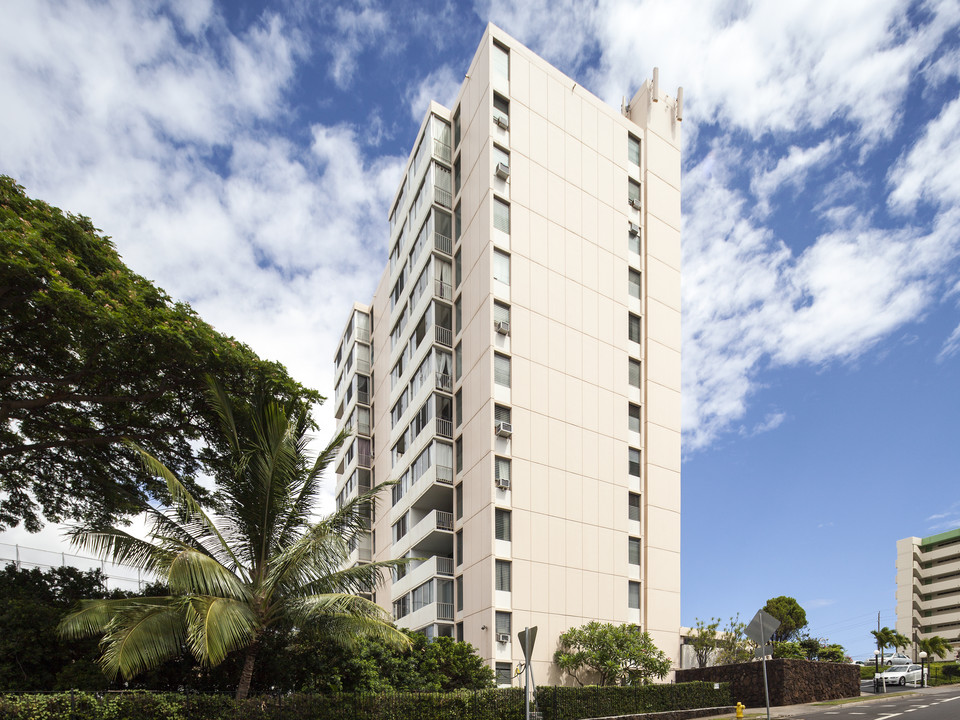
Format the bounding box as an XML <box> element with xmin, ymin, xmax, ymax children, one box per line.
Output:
<box><xmin>434</xmin><ymin>232</ymin><xmax>452</xmax><ymax>255</ymax></box>
<box><xmin>437</xmin><ymin>557</ymin><xmax>454</xmax><ymax>576</ymax></box>
<box><xmin>435</xmin><ymin>279</ymin><xmax>452</xmax><ymax>300</ymax></box>
<box><xmin>433</xmin><ymin>138</ymin><xmax>452</xmax><ymax>163</ymax></box>
<box><xmin>435</xmin><ymin>464</ymin><xmax>454</xmax><ymax>485</ymax></box>
<box><xmin>434</xmin><ymin>186</ymin><xmax>452</xmax><ymax>208</ymax></box>
<box><xmin>435</xmin><ymin>372</ymin><xmax>452</xmax><ymax>392</ymax></box>
<box><xmin>435</xmin><ymin>326</ymin><xmax>452</xmax><ymax>347</ymax></box>
<box><xmin>436</xmin><ymin>418</ymin><xmax>453</xmax><ymax>439</ymax></box>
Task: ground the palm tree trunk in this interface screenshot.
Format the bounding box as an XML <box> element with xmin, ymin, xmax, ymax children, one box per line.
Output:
<box><xmin>236</xmin><ymin>641</ymin><xmax>259</xmax><ymax>700</ymax></box>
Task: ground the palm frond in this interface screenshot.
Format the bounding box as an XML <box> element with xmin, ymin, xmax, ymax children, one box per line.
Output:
<box><xmin>204</xmin><ymin>376</ymin><xmax>241</xmax><ymax>456</ymax></box>
<box><xmin>290</xmin><ymin>593</ymin><xmax>410</xmax><ymax>650</ymax></box>
<box><xmin>165</xmin><ymin>546</ymin><xmax>250</xmax><ymax>600</ymax></box>
<box><xmin>183</xmin><ymin>596</ymin><xmax>257</xmax><ymax>666</ymax></box>
<box><xmin>98</xmin><ymin>601</ymin><xmax>187</xmax><ymax>680</ymax></box>
<box><xmin>66</xmin><ymin>526</ymin><xmax>168</xmax><ymax>574</ymax></box>
<box><xmin>58</xmin><ymin>597</ymin><xmax>176</xmax><ymax>640</ymax></box>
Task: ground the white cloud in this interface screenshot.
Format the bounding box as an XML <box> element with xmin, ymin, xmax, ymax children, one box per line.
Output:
<box><xmin>889</xmin><ymin>94</ymin><xmax>960</xmax><ymax>212</ymax></box>
<box><xmin>751</xmin><ymin>139</ymin><xmax>842</xmax><ymax>215</ymax></box>
<box><xmin>329</xmin><ymin>2</ymin><xmax>388</xmax><ymax>89</ymax></box>
<box><xmin>938</xmin><ymin>322</ymin><xmax>960</xmax><ymax>361</ymax></box>
<box><xmin>407</xmin><ymin>65</ymin><xmax>462</xmax><ymax>121</ymax></box>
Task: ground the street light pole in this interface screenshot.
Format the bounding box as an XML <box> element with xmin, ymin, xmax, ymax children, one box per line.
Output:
<box><xmin>874</xmin><ymin>649</ymin><xmax>881</xmax><ymax>693</ymax></box>
<box><xmin>919</xmin><ymin>651</ymin><xmax>927</xmax><ymax>688</ymax></box>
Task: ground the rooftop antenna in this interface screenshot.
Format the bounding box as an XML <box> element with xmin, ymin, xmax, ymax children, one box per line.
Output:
<box><xmin>676</xmin><ymin>87</ymin><xmax>684</xmax><ymax>121</ymax></box>
<box><xmin>652</xmin><ymin>67</ymin><xmax>659</xmax><ymax>102</ymax></box>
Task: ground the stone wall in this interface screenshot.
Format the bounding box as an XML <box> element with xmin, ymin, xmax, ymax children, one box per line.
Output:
<box><xmin>675</xmin><ymin>659</ymin><xmax>860</xmax><ymax>707</ymax></box>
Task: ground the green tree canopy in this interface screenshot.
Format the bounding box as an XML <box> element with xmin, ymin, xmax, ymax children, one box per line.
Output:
<box><xmin>59</xmin><ymin>381</ymin><xmax>406</xmax><ymax>699</ymax></box>
<box><xmin>918</xmin><ymin>635</ymin><xmax>952</xmax><ymax>661</ymax></box>
<box><xmin>554</xmin><ymin>621</ymin><xmax>671</xmax><ymax>686</ymax></box>
<box><xmin>0</xmin><ymin>176</ymin><xmax>318</xmax><ymax>531</ymax></box>
<box><xmin>690</xmin><ymin>618</ymin><xmax>720</xmax><ymax>668</ymax></box>
<box><xmin>762</xmin><ymin>596</ymin><xmax>808</xmax><ymax>643</ymax></box>
<box><xmin>714</xmin><ymin>614</ymin><xmax>755</xmax><ymax>665</ymax></box>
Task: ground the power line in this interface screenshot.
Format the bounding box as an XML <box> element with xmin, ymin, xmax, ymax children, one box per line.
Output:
<box><xmin>0</xmin><ymin>541</ymin><xmax>152</xmax><ymax>591</ymax></box>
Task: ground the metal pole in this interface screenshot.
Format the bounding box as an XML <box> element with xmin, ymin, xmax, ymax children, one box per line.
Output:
<box><xmin>760</xmin><ymin>614</ymin><xmax>771</xmax><ymax>720</ymax></box>
<box><xmin>524</xmin><ymin>627</ymin><xmax>531</xmax><ymax>720</ymax></box>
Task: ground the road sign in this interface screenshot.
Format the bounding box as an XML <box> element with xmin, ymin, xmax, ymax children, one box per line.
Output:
<box><xmin>745</xmin><ymin>610</ymin><xmax>781</xmax><ymax>645</ymax></box>
<box><xmin>754</xmin><ymin>644</ymin><xmax>774</xmax><ymax>659</ymax></box>
<box><xmin>518</xmin><ymin>626</ymin><xmax>537</xmax><ymax>663</ymax></box>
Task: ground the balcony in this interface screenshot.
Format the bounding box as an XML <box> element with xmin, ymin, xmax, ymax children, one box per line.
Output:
<box><xmin>436</xmin><ymin>417</ymin><xmax>453</xmax><ymax>439</ymax></box>
<box><xmin>435</xmin><ymin>464</ymin><xmax>453</xmax><ymax>485</ymax></box>
<box><xmin>392</xmin><ymin>555</ymin><xmax>455</xmax><ymax>599</ymax></box>
<box><xmin>435</xmin><ymin>372</ymin><xmax>452</xmax><ymax>393</ymax></box>
<box><xmin>435</xmin><ymin>326</ymin><xmax>453</xmax><ymax>347</ymax></box>
<box><xmin>357</xmin><ymin>358</ymin><xmax>371</xmax><ymax>374</ymax></box>
<box><xmin>434</xmin><ymin>232</ymin><xmax>452</xmax><ymax>256</ymax></box>
<box><xmin>435</xmin><ymin>279</ymin><xmax>452</xmax><ymax>300</ymax></box>
<box><xmin>356</xmin><ymin>420</ymin><xmax>371</xmax><ymax>436</ymax></box>
<box><xmin>396</xmin><ymin>598</ymin><xmax>455</xmax><ymax>632</ymax></box>
<box><xmin>434</xmin><ymin>186</ymin><xmax>452</xmax><ymax>209</ymax></box>
<box><xmin>357</xmin><ymin>390</ymin><xmax>370</xmax><ymax>406</ymax></box>
<box><xmin>433</xmin><ymin>138</ymin><xmax>452</xmax><ymax>164</ymax></box>
<box><xmin>392</xmin><ymin>508</ymin><xmax>455</xmax><ymax>559</ymax></box>
<box><xmin>355</xmin><ymin>327</ymin><xmax>370</xmax><ymax>343</ymax></box>
<box><xmin>358</xmin><ymin>452</ymin><xmax>373</xmax><ymax>468</ymax></box>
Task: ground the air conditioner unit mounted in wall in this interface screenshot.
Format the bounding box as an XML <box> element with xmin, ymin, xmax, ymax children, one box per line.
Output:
<box><xmin>495</xmin><ymin>320</ymin><xmax>511</xmax><ymax>335</ymax></box>
<box><xmin>629</xmin><ymin>222</ymin><xmax>640</xmax><ymax>236</ymax></box>
<box><xmin>495</xmin><ymin>477</ymin><xmax>511</xmax><ymax>490</ymax></box>
<box><xmin>495</xmin><ymin>162</ymin><xmax>511</xmax><ymax>180</ymax></box>
<box><xmin>494</xmin><ymin>115</ymin><xmax>510</xmax><ymax>129</ymax></box>
<box><xmin>497</xmin><ymin>633</ymin><xmax>510</xmax><ymax>644</ymax></box>
<box><xmin>495</xmin><ymin>421</ymin><xmax>513</xmax><ymax>438</ymax></box>
<box><xmin>629</xmin><ymin>198</ymin><xmax>642</xmax><ymax>210</ymax></box>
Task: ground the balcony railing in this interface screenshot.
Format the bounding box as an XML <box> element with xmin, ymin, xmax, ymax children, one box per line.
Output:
<box><xmin>434</xmin><ymin>186</ymin><xmax>452</xmax><ymax>208</ymax></box>
<box><xmin>435</xmin><ymin>279</ymin><xmax>452</xmax><ymax>300</ymax></box>
<box><xmin>434</xmin><ymin>232</ymin><xmax>452</xmax><ymax>255</ymax></box>
<box><xmin>435</xmin><ymin>326</ymin><xmax>452</xmax><ymax>347</ymax></box>
<box><xmin>435</xmin><ymin>372</ymin><xmax>452</xmax><ymax>392</ymax></box>
<box><xmin>437</xmin><ymin>602</ymin><xmax>455</xmax><ymax>621</ymax></box>
<box><xmin>436</xmin><ymin>510</ymin><xmax>454</xmax><ymax>531</ymax></box>
<box><xmin>355</xmin><ymin>327</ymin><xmax>370</xmax><ymax>343</ymax></box>
<box><xmin>356</xmin><ymin>359</ymin><xmax>371</xmax><ymax>375</ymax></box>
<box><xmin>358</xmin><ymin>452</ymin><xmax>373</xmax><ymax>468</ymax></box>
<box><xmin>356</xmin><ymin>420</ymin><xmax>371</xmax><ymax>436</ymax></box>
<box><xmin>436</xmin><ymin>464</ymin><xmax>453</xmax><ymax>485</ymax></box>
<box><xmin>433</xmin><ymin>138</ymin><xmax>452</xmax><ymax>163</ymax></box>
<box><xmin>436</xmin><ymin>418</ymin><xmax>453</xmax><ymax>439</ymax></box>
<box><xmin>437</xmin><ymin>557</ymin><xmax>454</xmax><ymax>576</ymax></box>
<box><xmin>357</xmin><ymin>390</ymin><xmax>370</xmax><ymax>406</ymax></box>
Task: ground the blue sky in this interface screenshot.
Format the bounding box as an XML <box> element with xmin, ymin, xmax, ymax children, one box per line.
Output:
<box><xmin>2</xmin><ymin>0</ymin><xmax>960</xmax><ymax>661</ymax></box>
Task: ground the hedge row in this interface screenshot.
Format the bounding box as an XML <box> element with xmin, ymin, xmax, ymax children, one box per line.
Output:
<box><xmin>0</xmin><ymin>682</ymin><xmax>730</xmax><ymax>720</ymax></box>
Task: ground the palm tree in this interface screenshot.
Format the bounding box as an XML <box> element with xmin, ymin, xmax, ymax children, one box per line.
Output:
<box><xmin>59</xmin><ymin>381</ymin><xmax>408</xmax><ymax>699</ymax></box>
<box><xmin>871</xmin><ymin>626</ymin><xmax>897</xmax><ymax>663</ymax></box>
<box><xmin>919</xmin><ymin>636</ymin><xmax>953</xmax><ymax>661</ymax></box>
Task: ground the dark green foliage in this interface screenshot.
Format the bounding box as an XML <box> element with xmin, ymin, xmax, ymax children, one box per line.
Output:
<box><xmin>690</xmin><ymin>618</ymin><xmax>720</xmax><ymax>668</ymax></box>
<box><xmin>773</xmin><ymin>636</ymin><xmax>846</xmax><ymax>662</ymax></box>
<box><xmin>554</xmin><ymin>621</ymin><xmax>672</xmax><ymax>685</ymax></box>
<box><xmin>0</xmin><ymin>682</ymin><xmax>730</xmax><ymax>720</ymax></box>
<box><xmin>0</xmin><ymin>564</ymin><xmax>123</xmax><ymax>691</ymax></box>
<box><xmin>0</xmin><ymin>176</ymin><xmax>319</xmax><ymax>531</ymax></box>
<box><xmin>762</xmin><ymin>596</ymin><xmax>808</xmax><ymax>643</ymax></box>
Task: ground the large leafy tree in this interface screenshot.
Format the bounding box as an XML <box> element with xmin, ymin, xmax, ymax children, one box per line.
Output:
<box><xmin>554</xmin><ymin>621</ymin><xmax>671</xmax><ymax>686</ymax></box>
<box><xmin>689</xmin><ymin>618</ymin><xmax>720</xmax><ymax>668</ymax></box>
<box><xmin>762</xmin><ymin>596</ymin><xmax>808</xmax><ymax>643</ymax></box>
<box><xmin>714</xmin><ymin>614</ymin><xmax>755</xmax><ymax>665</ymax></box>
<box><xmin>59</xmin><ymin>381</ymin><xmax>406</xmax><ymax>699</ymax></box>
<box><xmin>0</xmin><ymin>176</ymin><xmax>318</xmax><ymax>531</ymax></box>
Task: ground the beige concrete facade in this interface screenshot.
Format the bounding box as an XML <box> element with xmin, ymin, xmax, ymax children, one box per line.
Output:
<box><xmin>332</xmin><ymin>24</ymin><xmax>682</xmax><ymax>684</ymax></box>
<box><xmin>896</xmin><ymin>529</ymin><xmax>960</xmax><ymax>659</ymax></box>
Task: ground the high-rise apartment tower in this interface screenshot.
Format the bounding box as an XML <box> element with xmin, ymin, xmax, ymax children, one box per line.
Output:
<box><xmin>896</xmin><ymin>531</ymin><xmax>960</xmax><ymax>657</ymax></box>
<box><xmin>332</xmin><ymin>24</ymin><xmax>682</xmax><ymax>684</ymax></box>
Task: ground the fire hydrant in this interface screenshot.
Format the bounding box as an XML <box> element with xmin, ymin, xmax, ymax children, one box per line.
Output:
<box><xmin>736</xmin><ymin>702</ymin><xmax>745</xmax><ymax>719</ymax></box>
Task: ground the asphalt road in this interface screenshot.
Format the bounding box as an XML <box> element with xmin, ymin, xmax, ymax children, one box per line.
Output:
<box><xmin>772</xmin><ymin>687</ymin><xmax>960</xmax><ymax>720</ymax></box>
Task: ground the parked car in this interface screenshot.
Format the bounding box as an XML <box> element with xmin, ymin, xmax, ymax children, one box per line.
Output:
<box><xmin>881</xmin><ymin>651</ymin><xmax>911</xmax><ymax>666</ymax></box>
<box><xmin>877</xmin><ymin>664</ymin><xmax>928</xmax><ymax>686</ymax></box>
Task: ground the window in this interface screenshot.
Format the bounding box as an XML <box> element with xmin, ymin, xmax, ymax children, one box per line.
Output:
<box><xmin>455</xmin><ymin>436</ymin><xmax>463</xmax><ymax>473</ymax></box>
<box><xmin>456</xmin><ymin>483</ymin><xmax>463</xmax><ymax>519</ymax></box>
<box><xmin>496</xmin><ymin>560</ymin><xmax>511</xmax><ymax>592</ymax></box>
<box><xmin>628</xmin><ymin>313</ymin><xmax>641</xmax><ymax>343</ymax></box>
<box><xmin>629</xmin><ymin>492</ymin><xmax>641</xmax><ymax>522</ymax></box>
<box><xmin>455</xmin><ymin>250</ymin><xmax>462</xmax><ymax>287</ymax></box>
<box><xmin>496</xmin><ymin>662</ymin><xmax>512</xmax><ymax>685</ymax></box>
<box><xmin>494</xmin><ymin>301</ymin><xmax>510</xmax><ymax>328</ymax></box>
<box><xmin>628</xmin><ymin>580</ymin><xmax>641</xmax><ymax>609</ymax></box>
<box><xmin>628</xmin><ymin>178</ymin><xmax>641</xmax><ymax>206</ymax></box>
<box><xmin>629</xmin><ymin>228</ymin><xmax>641</xmax><ymax>256</ymax></box>
<box><xmin>494</xmin><ymin>353</ymin><xmax>511</xmax><ymax>387</ymax></box>
<box><xmin>493</xmin><ymin>197</ymin><xmax>510</xmax><ymax>234</ymax></box>
<box><xmin>455</xmin><ymin>389</ymin><xmax>463</xmax><ymax>427</ymax></box>
<box><xmin>455</xmin><ymin>202</ymin><xmax>462</xmax><ymax>240</ymax></box>
<box><xmin>456</xmin><ymin>575</ymin><xmax>464</xmax><ymax>611</ymax></box>
<box><xmin>455</xmin><ymin>297</ymin><xmax>462</xmax><ymax>334</ymax></box>
<box><xmin>495</xmin><ymin>611</ymin><xmax>511</xmax><ymax>636</ymax></box>
<box><xmin>493</xmin><ymin>40</ymin><xmax>509</xmax><ymax>81</ymax></box>
<box><xmin>629</xmin><ymin>268</ymin><xmax>642</xmax><ymax>300</ymax></box>
<box><xmin>455</xmin><ymin>342</ymin><xmax>462</xmax><ymax>380</ymax></box>
<box><xmin>493</xmin><ymin>249</ymin><xmax>510</xmax><ymax>285</ymax></box>
<box><xmin>629</xmin><ymin>448</ymin><xmax>641</xmax><ymax>477</ymax></box>
<box><xmin>628</xmin><ymin>134</ymin><xmax>641</xmax><ymax>166</ymax></box>
<box><xmin>457</xmin><ymin>622</ymin><xmax>464</xmax><ymax>641</ymax></box>
<box><xmin>493</xmin><ymin>92</ymin><xmax>510</xmax><ymax>125</ymax></box>
<box><xmin>393</xmin><ymin>595</ymin><xmax>409</xmax><ymax>619</ymax></box>
<box><xmin>456</xmin><ymin>530</ymin><xmax>463</xmax><ymax>566</ymax></box>
<box><xmin>629</xmin><ymin>536</ymin><xmax>641</xmax><ymax>566</ymax></box>
<box><xmin>629</xmin><ymin>358</ymin><xmax>641</xmax><ymax>388</ymax></box>
<box><xmin>454</xmin><ymin>155</ymin><xmax>461</xmax><ymax>195</ymax></box>
<box><xmin>495</xmin><ymin>508</ymin><xmax>512</xmax><ymax>541</ymax></box>
<box><xmin>629</xmin><ymin>403</ymin><xmax>641</xmax><ymax>433</ymax></box>
<box><xmin>494</xmin><ymin>144</ymin><xmax>509</xmax><ymax>174</ymax></box>
<box><xmin>393</xmin><ymin>515</ymin><xmax>407</xmax><ymax>543</ymax></box>
<box><xmin>454</xmin><ymin>107</ymin><xmax>461</xmax><ymax>148</ymax></box>
<box><xmin>495</xmin><ymin>456</ymin><xmax>511</xmax><ymax>483</ymax></box>
<box><xmin>495</xmin><ymin>404</ymin><xmax>511</xmax><ymax>426</ymax></box>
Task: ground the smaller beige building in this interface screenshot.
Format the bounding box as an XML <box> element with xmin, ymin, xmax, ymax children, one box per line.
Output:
<box><xmin>896</xmin><ymin>529</ymin><xmax>960</xmax><ymax>658</ymax></box>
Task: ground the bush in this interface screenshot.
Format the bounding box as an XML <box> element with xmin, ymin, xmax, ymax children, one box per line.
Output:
<box><xmin>0</xmin><ymin>683</ymin><xmax>730</xmax><ymax>720</ymax></box>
